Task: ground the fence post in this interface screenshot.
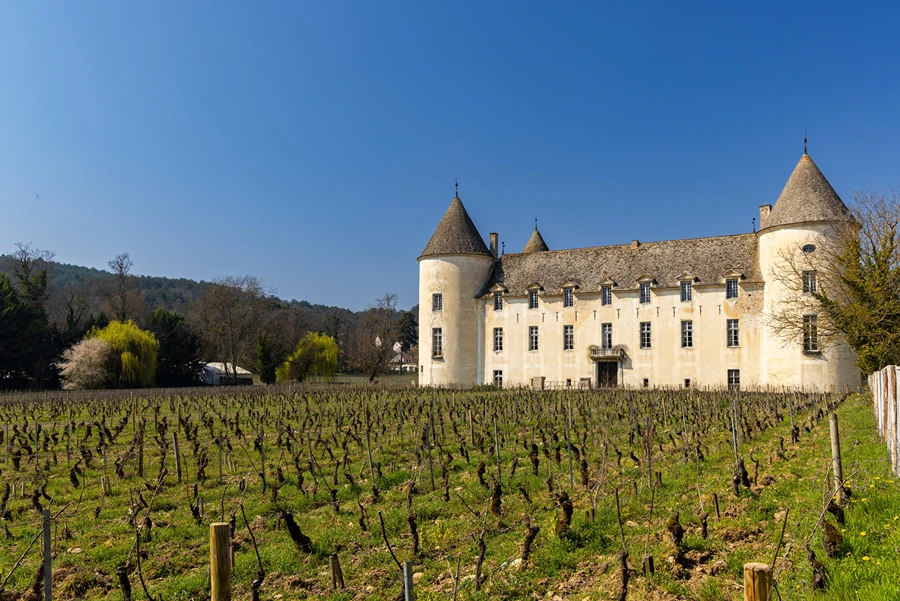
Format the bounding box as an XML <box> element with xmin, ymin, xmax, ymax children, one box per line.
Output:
<box><xmin>829</xmin><ymin>413</ymin><xmax>843</xmax><ymax>504</ymax></box>
<box><xmin>743</xmin><ymin>562</ymin><xmax>771</xmax><ymax>601</ymax></box>
<box><xmin>43</xmin><ymin>509</ymin><xmax>52</xmax><ymax>601</ymax></box>
<box><xmin>402</xmin><ymin>560</ymin><xmax>415</xmax><ymax>601</ymax></box>
<box><xmin>210</xmin><ymin>522</ymin><xmax>231</xmax><ymax>601</ymax></box>
<box><xmin>173</xmin><ymin>432</ymin><xmax>182</xmax><ymax>482</ymax></box>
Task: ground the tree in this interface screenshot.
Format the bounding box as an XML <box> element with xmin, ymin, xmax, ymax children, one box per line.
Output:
<box><xmin>196</xmin><ymin>276</ymin><xmax>268</xmax><ymax>384</ymax></box>
<box><xmin>0</xmin><ymin>274</ymin><xmax>44</xmax><ymax>387</ymax></box>
<box><xmin>346</xmin><ymin>293</ymin><xmax>399</xmax><ymax>382</ymax></box>
<box><xmin>89</xmin><ymin>320</ymin><xmax>158</xmax><ymax>388</ymax></box>
<box><xmin>101</xmin><ymin>253</ymin><xmax>135</xmax><ymax>321</ymax></box>
<box><xmin>397</xmin><ymin>309</ymin><xmax>418</xmax><ymax>352</ymax></box>
<box><xmin>257</xmin><ymin>335</ymin><xmax>277</xmax><ymax>385</ymax></box>
<box><xmin>146</xmin><ymin>309</ymin><xmax>203</xmax><ymax>387</ymax></box>
<box><xmin>58</xmin><ymin>337</ymin><xmax>115</xmax><ymax>390</ymax></box>
<box><xmin>768</xmin><ymin>188</ymin><xmax>900</xmax><ymax>373</ymax></box>
<box><xmin>4</xmin><ymin>243</ymin><xmax>58</xmax><ymax>388</ymax></box>
<box><xmin>276</xmin><ymin>332</ymin><xmax>339</xmax><ymax>383</ymax></box>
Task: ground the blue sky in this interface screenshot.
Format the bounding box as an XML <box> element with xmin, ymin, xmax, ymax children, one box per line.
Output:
<box><xmin>1</xmin><ymin>2</ymin><xmax>897</xmax><ymax>311</ymax></box>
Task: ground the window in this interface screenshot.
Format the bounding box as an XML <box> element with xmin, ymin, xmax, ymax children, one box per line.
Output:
<box><xmin>601</xmin><ymin>286</ymin><xmax>612</xmax><ymax>306</ymax></box>
<box><xmin>493</xmin><ymin>327</ymin><xmax>503</xmax><ymax>352</ymax></box>
<box><xmin>727</xmin><ymin>319</ymin><xmax>739</xmax><ymax>347</ymax></box>
<box><xmin>680</xmin><ymin>281</ymin><xmax>692</xmax><ymax>302</ymax></box>
<box><xmin>639</xmin><ymin>282</ymin><xmax>651</xmax><ymax>304</ymax></box>
<box><xmin>802</xmin><ymin>243</ymin><xmax>816</xmax><ymax>253</ymax></box>
<box><xmin>493</xmin><ymin>370</ymin><xmax>503</xmax><ymax>388</ymax></box>
<box><xmin>563</xmin><ymin>288</ymin><xmax>574</xmax><ymax>307</ymax></box>
<box><xmin>529</xmin><ymin>290</ymin><xmax>539</xmax><ymax>309</ymax></box>
<box><xmin>802</xmin><ymin>270</ymin><xmax>817</xmax><ymax>294</ymax></box>
<box><xmin>563</xmin><ymin>325</ymin><xmax>574</xmax><ymax>350</ymax></box>
<box><xmin>432</xmin><ymin>293</ymin><xmax>443</xmax><ymax>311</ymax></box>
<box><xmin>601</xmin><ymin>323</ymin><xmax>613</xmax><ymax>349</ymax></box>
<box><xmin>642</xmin><ymin>378</ymin><xmax>649</xmax><ymax>388</ymax></box>
<box><xmin>726</xmin><ymin>279</ymin><xmax>739</xmax><ymax>299</ymax></box>
<box><xmin>727</xmin><ymin>369</ymin><xmax>740</xmax><ymax>391</ymax></box>
<box><xmin>803</xmin><ymin>315</ymin><xmax>819</xmax><ymax>352</ymax></box>
<box><xmin>432</xmin><ymin>328</ymin><xmax>443</xmax><ymax>358</ymax></box>
<box><xmin>529</xmin><ymin>326</ymin><xmax>539</xmax><ymax>351</ymax></box>
<box><xmin>493</xmin><ymin>291</ymin><xmax>503</xmax><ymax>311</ymax></box>
<box><xmin>640</xmin><ymin>322</ymin><xmax>651</xmax><ymax>349</ymax></box>
<box><xmin>566</xmin><ymin>378</ymin><xmax>572</xmax><ymax>388</ymax></box>
<box><xmin>684</xmin><ymin>378</ymin><xmax>691</xmax><ymax>389</ymax></box>
<box><xmin>681</xmin><ymin>320</ymin><xmax>693</xmax><ymax>348</ymax></box>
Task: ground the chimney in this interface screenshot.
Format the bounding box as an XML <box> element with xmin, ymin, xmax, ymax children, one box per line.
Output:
<box><xmin>759</xmin><ymin>205</ymin><xmax>772</xmax><ymax>230</ymax></box>
<box><xmin>489</xmin><ymin>233</ymin><xmax>499</xmax><ymax>259</ymax></box>
<box><xmin>630</xmin><ymin>239</ymin><xmax>640</xmax><ymax>250</ymax></box>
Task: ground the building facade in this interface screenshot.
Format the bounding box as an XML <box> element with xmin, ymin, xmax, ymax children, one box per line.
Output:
<box><xmin>417</xmin><ymin>152</ymin><xmax>861</xmax><ymax>391</ymax></box>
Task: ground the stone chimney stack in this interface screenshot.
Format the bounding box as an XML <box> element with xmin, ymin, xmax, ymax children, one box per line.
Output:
<box><xmin>759</xmin><ymin>205</ymin><xmax>772</xmax><ymax>230</ymax></box>
<box><xmin>630</xmin><ymin>239</ymin><xmax>640</xmax><ymax>249</ymax></box>
<box><xmin>489</xmin><ymin>233</ymin><xmax>499</xmax><ymax>259</ymax></box>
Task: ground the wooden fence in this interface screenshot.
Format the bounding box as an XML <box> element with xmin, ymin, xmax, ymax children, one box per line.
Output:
<box><xmin>867</xmin><ymin>365</ymin><xmax>900</xmax><ymax>476</ymax></box>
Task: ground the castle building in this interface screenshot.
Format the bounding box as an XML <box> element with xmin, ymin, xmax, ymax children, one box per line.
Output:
<box><xmin>417</xmin><ymin>152</ymin><xmax>861</xmax><ymax>390</ymax></box>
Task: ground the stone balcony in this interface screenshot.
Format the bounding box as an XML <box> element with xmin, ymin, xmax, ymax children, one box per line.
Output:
<box><xmin>589</xmin><ymin>346</ymin><xmax>624</xmax><ymax>360</ymax></box>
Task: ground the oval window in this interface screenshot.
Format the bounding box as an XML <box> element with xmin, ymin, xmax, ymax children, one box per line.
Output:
<box><xmin>801</xmin><ymin>244</ymin><xmax>816</xmax><ymax>253</ymax></box>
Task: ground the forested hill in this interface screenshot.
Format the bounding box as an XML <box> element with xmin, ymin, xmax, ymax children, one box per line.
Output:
<box><xmin>0</xmin><ymin>256</ymin><xmax>355</xmax><ymax>318</ymax></box>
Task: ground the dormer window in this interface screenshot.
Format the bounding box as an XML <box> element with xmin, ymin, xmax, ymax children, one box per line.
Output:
<box><xmin>680</xmin><ymin>281</ymin><xmax>692</xmax><ymax>302</ymax></box>
<box><xmin>639</xmin><ymin>282</ymin><xmax>651</xmax><ymax>304</ymax></box>
<box><xmin>529</xmin><ymin>290</ymin><xmax>539</xmax><ymax>309</ymax></box>
<box><xmin>601</xmin><ymin>285</ymin><xmax>612</xmax><ymax>306</ymax></box>
<box><xmin>563</xmin><ymin>288</ymin><xmax>574</xmax><ymax>307</ymax></box>
<box><xmin>493</xmin><ymin>291</ymin><xmax>503</xmax><ymax>311</ymax></box>
<box><xmin>726</xmin><ymin>279</ymin><xmax>739</xmax><ymax>299</ymax></box>
<box><xmin>432</xmin><ymin>293</ymin><xmax>443</xmax><ymax>311</ymax></box>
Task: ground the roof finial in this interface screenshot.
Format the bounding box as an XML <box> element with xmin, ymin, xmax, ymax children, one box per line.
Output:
<box><xmin>752</xmin><ymin>217</ymin><xmax>756</xmax><ymax>234</ymax></box>
<box><xmin>804</xmin><ymin>130</ymin><xmax>808</xmax><ymax>155</ymax></box>
<box><xmin>534</xmin><ymin>214</ymin><xmax>538</xmax><ymax>231</ymax></box>
<box><xmin>454</xmin><ymin>178</ymin><xmax>458</xmax><ymax>198</ymax></box>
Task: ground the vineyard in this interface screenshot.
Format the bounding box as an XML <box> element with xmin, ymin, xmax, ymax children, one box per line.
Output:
<box><xmin>0</xmin><ymin>386</ymin><xmax>898</xmax><ymax>601</ymax></box>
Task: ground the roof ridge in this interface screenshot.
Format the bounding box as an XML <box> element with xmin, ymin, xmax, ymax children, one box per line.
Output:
<box><xmin>504</xmin><ymin>232</ymin><xmax>757</xmax><ymax>257</ymax></box>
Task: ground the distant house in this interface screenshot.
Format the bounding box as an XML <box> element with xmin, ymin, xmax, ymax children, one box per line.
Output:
<box><xmin>200</xmin><ymin>362</ymin><xmax>254</xmax><ymax>386</ymax></box>
<box><xmin>388</xmin><ymin>342</ymin><xmax>417</xmax><ymax>373</ymax></box>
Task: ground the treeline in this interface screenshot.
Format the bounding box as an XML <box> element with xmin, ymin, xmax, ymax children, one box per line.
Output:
<box><xmin>0</xmin><ymin>245</ymin><xmax>418</xmax><ymax>390</ymax></box>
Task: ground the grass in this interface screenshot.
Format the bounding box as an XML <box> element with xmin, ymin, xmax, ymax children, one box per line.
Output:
<box><xmin>0</xmin><ymin>388</ymin><xmax>896</xmax><ymax>600</ymax></box>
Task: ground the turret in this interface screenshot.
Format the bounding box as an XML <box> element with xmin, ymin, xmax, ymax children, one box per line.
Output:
<box><xmin>758</xmin><ymin>151</ymin><xmax>857</xmax><ymax>389</ymax></box>
<box><xmin>418</xmin><ymin>193</ymin><xmax>494</xmax><ymax>387</ymax></box>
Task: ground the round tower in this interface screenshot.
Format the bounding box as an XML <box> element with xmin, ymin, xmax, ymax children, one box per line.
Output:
<box><xmin>418</xmin><ymin>193</ymin><xmax>495</xmax><ymax>387</ymax></box>
<box><xmin>758</xmin><ymin>151</ymin><xmax>859</xmax><ymax>390</ymax></box>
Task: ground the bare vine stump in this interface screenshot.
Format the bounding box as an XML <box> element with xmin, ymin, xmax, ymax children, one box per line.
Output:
<box><xmin>210</xmin><ymin>522</ymin><xmax>232</xmax><ymax>601</ymax></box>
<box><xmin>743</xmin><ymin>563</ymin><xmax>771</xmax><ymax>601</ymax></box>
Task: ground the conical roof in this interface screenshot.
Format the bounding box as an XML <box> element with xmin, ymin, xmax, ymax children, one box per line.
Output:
<box><xmin>523</xmin><ymin>228</ymin><xmax>549</xmax><ymax>253</ymax></box>
<box><xmin>420</xmin><ymin>196</ymin><xmax>492</xmax><ymax>258</ymax></box>
<box><xmin>764</xmin><ymin>154</ymin><xmax>850</xmax><ymax>229</ymax></box>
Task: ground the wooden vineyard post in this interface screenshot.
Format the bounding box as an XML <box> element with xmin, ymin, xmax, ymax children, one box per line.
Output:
<box><xmin>173</xmin><ymin>432</ymin><xmax>182</xmax><ymax>482</ymax></box>
<box><xmin>101</xmin><ymin>476</ymin><xmax>112</xmax><ymax>496</ymax></box>
<box><xmin>743</xmin><ymin>563</ymin><xmax>771</xmax><ymax>601</ymax></box>
<box><xmin>43</xmin><ymin>509</ymin><xmax>52</xmax><ymax>601</ymax></box>
<box><xmin>210</xmin><ymin>522</ymin><xmax>232</xmax><ymax>601</ymax></box>
<box><xmin>137</xmin><ymin>427</ymin><xmax>144</xmax><ymax>479</ymax></box>
<box><xmin>402</xmin><ymin>560</ymin><xmax>415</xmax><ymax>601</ymax></box>
<box><xmin>4</xmin><ymin>422</ymin><xmax>8</xmax><ymax>465</ymax></box>
<box><xmin>829</xmin><ymin>413</ymin><xmax>844</xmax><ymax>504</ymax></box>
<box><xmin>329</xmin><ymin>553</ymin><xmax>345</xmax><ymax>591</ymax></box>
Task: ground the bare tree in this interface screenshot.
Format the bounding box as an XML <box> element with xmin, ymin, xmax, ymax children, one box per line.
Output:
<box><xmin>767</xmin><ymin>188</ymin><xmax>900</xmax><ymax>372</ymax></box>
<box><xmin>197</xmin><ymin>275</ymin><xmax>269</xmax><ymax>384</ymax></box>
<box><xmin>347</xmin><ymin>293</ymin><xmax>399</xmax><ymax>382</ymax></box>
<box><xmin>99</xmin><ymin>252</ymin><xmax>135</xmax><ymax>321</ymax></box>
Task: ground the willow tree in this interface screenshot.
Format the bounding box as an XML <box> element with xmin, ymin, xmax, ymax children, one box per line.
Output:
<box><xmin>276</xmin><ymin>332</ymin><xmax>339</xmax><ymax>383</ymax></box>
<box><xmin>89</xmin><ymin>320</ymin><xmax>159</xmax><ymax>388</ymax></box>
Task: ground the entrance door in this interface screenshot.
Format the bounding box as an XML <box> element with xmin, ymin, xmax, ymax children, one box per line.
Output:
<box><xmin>597</xmin><ymin>362</ymin><xmax>618</xmax><ymax>388</ymax></box>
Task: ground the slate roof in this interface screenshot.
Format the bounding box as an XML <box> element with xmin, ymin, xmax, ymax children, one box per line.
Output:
<box><xmin>764</xmin><ymin>154</ymin><xmax>850</xmax><ymax>229</ymax></box>
<box><xmin>478</xmin><ymin>233</ymin><xmax>760</xmax><ymax>297</ymax></box>
<box><xmin>522</xmin><ymin>228</ymin><xmax>550</xmax><ymax>253</ymax></box>
<box><xmin>420</xmin><ymin>196</ymin><xmax>492</xmax><ymax>258</ymax></box>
